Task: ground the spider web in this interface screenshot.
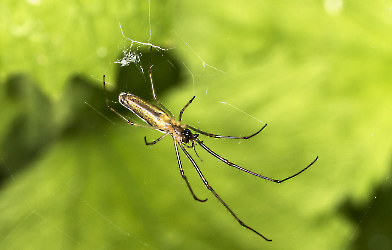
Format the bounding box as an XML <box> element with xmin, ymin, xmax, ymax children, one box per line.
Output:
<box><xmin>80</xmin><ymin>1</ymin><xmax>271</xmax><ymax>248</ymax></box>
<box><xmin>81</xmin><ymin>9</ymin><xmax>321</xmax><ymax>249</ymax></box>
<box><xmin>1</xmin><ymin>0</ymin><xmax>389</xmax><ymax>249</ymax></box>
<box><xmin>102</xmin><ymin>9</ymin><xmax>263</xmax><ymax>129</ymax></box>
<box><xmin>0</xmin><ymin>1</ymin><xmax>265</xmax><ymax>249</ymax></box>
<box><xmin>86</xmin><ymin>2</ymin><xmax>392</xmax><ymax>248</ymax></box>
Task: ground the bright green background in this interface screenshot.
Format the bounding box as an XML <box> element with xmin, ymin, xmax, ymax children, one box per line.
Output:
<box><xmin>1</xmin><ymin>0</ymin><xmax>392</xmax><ymax>249</ymax></box>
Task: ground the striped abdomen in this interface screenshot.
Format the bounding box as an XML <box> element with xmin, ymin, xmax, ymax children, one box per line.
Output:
<box><xmin>118</xmin><ymin>93</ymin><xmax>172</xmax><ymax>129</ymax></box>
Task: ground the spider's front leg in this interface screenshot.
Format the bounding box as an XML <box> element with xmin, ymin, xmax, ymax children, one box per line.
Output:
<box><xmin>173</xmin><ymin>140</ymin><xmax>207</xmax><ymax>203</ymax></box>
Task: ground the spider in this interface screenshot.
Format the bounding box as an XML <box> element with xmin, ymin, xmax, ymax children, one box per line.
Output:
<box><xmin>103</xmin><ymin>47</ymin><xmax>318</xmax><ymax>241</ymax></box>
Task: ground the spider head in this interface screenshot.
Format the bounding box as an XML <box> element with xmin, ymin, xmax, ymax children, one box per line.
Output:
<box><xmin>181</xmin><ymin>128</ymin><xmax>198</xmax><ymax>144</ymax></box>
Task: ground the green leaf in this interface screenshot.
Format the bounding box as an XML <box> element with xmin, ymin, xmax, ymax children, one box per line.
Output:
<box><xmin>1</xmin><ymin>0</ymin><xmax>392</xmax><ymax>249</ymax></box>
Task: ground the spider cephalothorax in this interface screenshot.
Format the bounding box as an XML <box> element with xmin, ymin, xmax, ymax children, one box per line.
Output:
<box><xmin>180</xmin><ymin>128</ymin><xmax>198</xmax><ymax>144</ymax></box>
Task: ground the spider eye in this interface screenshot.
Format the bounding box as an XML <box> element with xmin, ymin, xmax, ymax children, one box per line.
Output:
<box><xmin>181</xmin><ymin>129</ymin><xmax>194</xmax><ymax>143</ymax></box>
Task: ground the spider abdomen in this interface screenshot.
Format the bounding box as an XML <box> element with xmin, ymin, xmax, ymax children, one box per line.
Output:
<box><xmin>118</xmin><ymin>93</ymin><xmax>171</xmax><ymax>128</ymax></box>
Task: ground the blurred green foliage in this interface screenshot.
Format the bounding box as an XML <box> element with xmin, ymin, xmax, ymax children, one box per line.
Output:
<box><xmin>1</xmin><ymin>0</ymin><xmax>392</xmax><ymax>249</ymax></box>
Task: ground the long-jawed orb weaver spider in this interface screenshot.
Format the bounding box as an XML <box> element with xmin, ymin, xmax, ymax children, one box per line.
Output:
<box><xmin>103</xmin><ymin>47</ymin><xmax>318</xmax><ymax>241</ymax></box>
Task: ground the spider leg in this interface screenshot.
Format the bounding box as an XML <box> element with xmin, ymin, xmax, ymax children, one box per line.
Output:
<box><xmin>179</xmin><ymin>96</ymin><xmax>196</xmax><ymax>122</ymax></box>
<box><xmin>144</xmin><ymin>134</ymin><xmax>169</xmax><ymax>145</ymax></box>
<box><xmin>148</xmin><ymin>46</ymin><xmax>174</xmax><ymax>118</ymax></box>
<box><xmin>174</xmin><ymin>140</ymin><xmax>207</xmax><ymax>202</ymax></box>
<box><xmin>183</xmin><ymin>141</ymin><xmax>203</xmax><ymax>162</ymax></box>
<box><xmin>195</xmin><ymin>138</ymin><xmax>318</xmax><ymax>183</ymax></box>
<box><xmin>187</xmin><ymin>123</ymin><xmax>267</xmax><ymax>139</ymax></box>
<box><xmin>178</xmin><ymin>143</ymin><xmax>271</xmax><ymax>241</ymax></box>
